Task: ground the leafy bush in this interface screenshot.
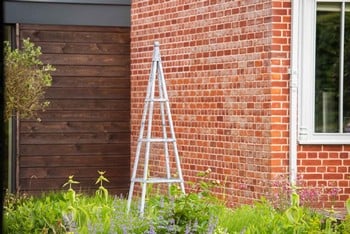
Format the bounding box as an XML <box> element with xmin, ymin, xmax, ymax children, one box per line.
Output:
<box><xmin>4</xmin><ymin>38</ymin><xmax>55</xmax><ymax>120</ymax></box>
<box><xmin>145</xmin><ymin>168</ymin><xmax>224</xmax><ymax>233</ymax></box>
<box><xmin>4</xmin><ymin>192</ymin><xmax>69</xmax><ymax>233</ymax></box>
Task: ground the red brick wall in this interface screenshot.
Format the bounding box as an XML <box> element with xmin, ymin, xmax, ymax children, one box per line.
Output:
<box><xmin>270</xmin><ymin>0</ymin><xmax>290</xmax><ymax>176</ymax></box>
<box><xmin>298</xmin><ymin>145</ymin><xmax>350</xmax><ymax>208</ymax></box>
<box><xmin>130</xmin><ymin>0</ymin><xmax>350</xmax><ymax>209</ymax></box>
<box><xmin>131</xmin><ymin>0</ymin><xmax>275</xmax><ymax>207</ymax></box>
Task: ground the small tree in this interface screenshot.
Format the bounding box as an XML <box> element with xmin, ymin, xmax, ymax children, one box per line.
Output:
<box><xmin>4</xmin><ymin>38</ymin><xmax>55</xmax><ymax>120</ymax></box>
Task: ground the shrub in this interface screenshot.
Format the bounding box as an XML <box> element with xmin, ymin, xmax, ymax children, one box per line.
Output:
<box><xmin>3</xmin><ymin>192</ymin><xmax>68</xmax><ymax>233</ymax></box>
<box><xmin>4</xmin><ymin>38</ymin><xmax>55</xmax><ymax>120</ymax></box>
<box><xmin>145</xmin><ymin>168</ymin><xmax>224</xmax><ymax>233</ymax></box>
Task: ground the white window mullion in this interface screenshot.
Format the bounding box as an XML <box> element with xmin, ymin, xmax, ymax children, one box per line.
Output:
<box><xmin>339</xmin><ymin>1</ymin><xmax>345</xmax><ymax>132</ymax></box>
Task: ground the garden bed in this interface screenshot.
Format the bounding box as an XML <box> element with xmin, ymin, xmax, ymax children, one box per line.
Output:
<box><xmin>3</xmin><ymin>171</ymin><xmax>350</xmax><ymax>233</ymax></box>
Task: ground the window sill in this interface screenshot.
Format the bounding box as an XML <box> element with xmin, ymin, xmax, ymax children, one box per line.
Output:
<box><xmin>298</xmin><ymin>133</ymin><xmax>350</xmax><ymax>145</ymax></box>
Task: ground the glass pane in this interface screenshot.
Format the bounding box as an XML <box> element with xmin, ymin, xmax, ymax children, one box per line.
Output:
<box><xmin>344</xmin><ymin>3</ymin><xmax>350</xmax><ymax>133</ymax></box>
<box><xmin>315</xmin><ymin>2</ymin><xmax>341</xmax><ymax>133</ymax></box>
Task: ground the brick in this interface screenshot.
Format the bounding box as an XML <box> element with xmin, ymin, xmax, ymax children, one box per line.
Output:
<box><xmin>303</xmin><ymin>174</ymin><xmax>323</xmax><ymax>180</ymax></box>
<box><xmin>324</xmin><ymin>173</ymin><xmax>343</xmax><ymax>180</ymax></box>
<box><xmin>301</xmin><ymin>160</ymin><xmax>321</xmax><ymax>166</ymax></box>
<box><xmin>323</xmin><ymin>160</ymin><xmax>342</xmax><ymax>165</ymax></box>
<box><xmin>323</xmin><ymin>145</ymin><xmax>343</xmax><ymax>151</ymax></box>
<box><xmin>338</xmin><ymin>167</ymin><xmax>348</xmax><ymax>173</ymax></box>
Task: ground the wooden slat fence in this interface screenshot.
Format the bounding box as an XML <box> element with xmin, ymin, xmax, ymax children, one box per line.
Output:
<box><xmin>18</xmin><ymin>24</ymin><xmax>130</xmax><ymax>194</ymax></box>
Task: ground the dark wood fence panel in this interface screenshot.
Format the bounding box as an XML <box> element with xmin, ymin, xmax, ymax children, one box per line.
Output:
<box><xmin>19</xmin><ymin>24</ymin><xmax>130</xmax><ymax>195</ymax></box>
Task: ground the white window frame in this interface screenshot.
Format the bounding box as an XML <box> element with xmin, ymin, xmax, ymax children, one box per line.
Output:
<box><xmin>298</xmin><ymin>0</ymin><xmax>350</xmax><ymax>144</ymax></box>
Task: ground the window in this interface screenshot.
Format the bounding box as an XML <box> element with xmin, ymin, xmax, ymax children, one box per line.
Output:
<box><xmin>298</xmin><ymin>0</ymin><xmax>350</xmax><ymax>144</ymax></box>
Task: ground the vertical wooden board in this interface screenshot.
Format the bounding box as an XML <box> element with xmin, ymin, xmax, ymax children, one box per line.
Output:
<box><xmin>18</xmin><ymin>24</ymin><xmax>130</xmax><ymax>195</ymax></box>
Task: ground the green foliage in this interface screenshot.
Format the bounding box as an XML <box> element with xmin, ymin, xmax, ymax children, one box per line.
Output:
<box><xmin>346</xmin><ymin>198</ymin><xmax>350</xmax><ymax>215</ymax></box>
<box><xmin>4</xmin><ymin>38</ymin><xmax>55</xmax><ymax>120</ymax></box>
<box><xmin>3</xmin><ymin>192</ymin><xmax>69</xmax><ymax>233</ymax></box>
<box><xmin>217</xmin><ymin>198</ymin><xmax>278</xmax><ymax>234</ymax></box>
<box><xmin>218</xmin><ymin>193</ymin><xmax>341</xmax><ymax>234</ymax></box>
<box><xmin>277</xmin><ymin>192</ymin><xmax>324</xmax><ymax>234</ymax></box>
<box><xmin>145</xmin><ymin>168</ymin><xmax>224</xmax><ymax>233</ymax></box>
<box><xmin>95</xmin><ymin>170</ymin><xmax>110</xmax><ymax>201</ymax></box>
<box><xmin>338</xmin><ymin>198</ymin><xmax>350</xmax><ymax>234</ymax></box>
<box><xmin>3</xmin><ymin>172</ymin><xmax>349</xmax><ymax>234</ymax></box>
<box><xmin>62</xmin><ymin>175</ymin><xmax>80</xmax><ymax>203</ymax></box>
<box><xmin>146</xmin><ymin>188</ymin><xmax>221</xmax><ymax>233</ymax></box>
<box><xmin>4</xmin><ymin>173</ymin><xmax>151</xmax><ymax>234</ymax></box>
<box><xmin>340</xmin><ymin>215</ymin><xmax>350</xmax><ymax>234</ymax></box>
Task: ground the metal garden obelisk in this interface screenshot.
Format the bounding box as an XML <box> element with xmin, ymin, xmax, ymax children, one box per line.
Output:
<box><xmin>127</xmin><ymin>41</ymin><xmax>185</xmax><ymax>215</ymax></box>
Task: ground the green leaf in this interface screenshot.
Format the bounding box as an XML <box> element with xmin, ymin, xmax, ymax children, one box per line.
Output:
<box><xmin>346</xmin><ymin>198</ymin><xmax>350</xmax><ymax>215</ymax></box>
